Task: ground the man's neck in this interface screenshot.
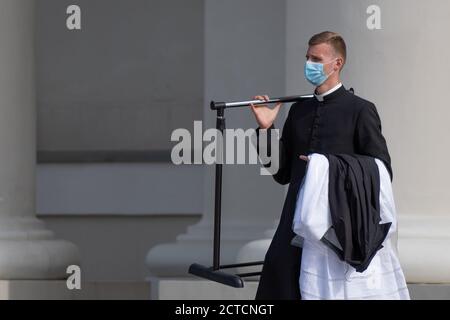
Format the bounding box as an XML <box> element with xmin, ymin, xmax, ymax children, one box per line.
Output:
<box><xmin>316</xmin><ymin>78</ymin><xmax>341</xmax><ymax>95</ymax></box>
<box><xmin>314</xmin><ymin>82</ymin><xmax>342</xmax><ymax>102</ymax></box>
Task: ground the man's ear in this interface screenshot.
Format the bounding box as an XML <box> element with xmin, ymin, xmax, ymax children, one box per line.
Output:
<box><xmin>336</xmin><ymin>57</ymin><xmax>344</xmax><ymax>72</ymax></box>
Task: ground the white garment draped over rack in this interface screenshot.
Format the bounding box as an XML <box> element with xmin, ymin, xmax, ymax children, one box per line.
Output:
<box><xmin>292</xmin><ymin>153</ymin><xmax>410</xmax><ymax>300</ymax></box>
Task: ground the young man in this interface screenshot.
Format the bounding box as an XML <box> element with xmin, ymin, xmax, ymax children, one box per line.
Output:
<box><xmin>250</xmin><ymin>31</ymin><xmax>392</xmax><ymax>299</ymax></box>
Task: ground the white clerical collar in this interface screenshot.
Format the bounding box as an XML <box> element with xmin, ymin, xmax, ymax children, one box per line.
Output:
<box><xmin>314</xmin><ymin>82</ymin><xmax>343</xmax><ymax>102</ymax></box>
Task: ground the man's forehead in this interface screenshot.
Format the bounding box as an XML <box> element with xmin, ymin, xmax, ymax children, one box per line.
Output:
<box><xmin>306</xmin><ymin>43</ymin><xmax>333</xmax><ymax>57</ymax></box>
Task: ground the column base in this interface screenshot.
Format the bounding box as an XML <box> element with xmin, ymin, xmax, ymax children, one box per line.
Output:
<box><xmin>147</xmin><ymin>214</ymin><xmax>450</xmax><ymax>285</ymax></box>
<box><xmin>0</xmin><ymin>239</ymin><xmax>80</xmax><ymax>279</ymax></box>
<box><xmin>0</xmin><ymin>217</ymin><xmax>80</xmax><ymax>279</ymax></box>
<box><xmin>146</xmin><ymin>222</ymin><xmax>276</xmax><ymax>277</ymax></box>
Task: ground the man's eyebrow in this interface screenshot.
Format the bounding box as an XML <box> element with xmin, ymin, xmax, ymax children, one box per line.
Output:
<box><xmin>306</xmin><ymin>54</ymin><xmax>320</xmax><ymax>59</ymax></box>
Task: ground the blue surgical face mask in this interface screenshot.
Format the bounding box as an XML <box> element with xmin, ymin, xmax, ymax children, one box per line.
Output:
<box><xmin>304</xmin><ymin>59</ymin><xmax>337</xmax><ymax>86</ymax></box>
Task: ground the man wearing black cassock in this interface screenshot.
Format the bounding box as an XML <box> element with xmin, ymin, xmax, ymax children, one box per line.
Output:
<box><xmin>250</xmin><ymin>31</ymin><xmax>393</xmax><ymax>300</ymax></box>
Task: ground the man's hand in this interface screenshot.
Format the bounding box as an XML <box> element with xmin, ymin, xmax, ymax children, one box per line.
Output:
<box><xmin>249</xmin><ymin>95</ymin><xmax>283</xmax><ymax>129</ymax></box>
<box><xmin>299</xmin><ymin>155</ymin><xmax>309</xmax><ymax>162</ymax></box>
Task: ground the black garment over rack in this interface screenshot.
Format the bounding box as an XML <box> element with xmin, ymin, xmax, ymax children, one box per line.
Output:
<box><xmin>322</xmin><ymin>153</ymin><xmax>392</xmax><ymax>273</ymax></box>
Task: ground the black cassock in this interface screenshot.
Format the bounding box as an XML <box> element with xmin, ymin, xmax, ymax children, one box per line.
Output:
<box><xmin>254</xmin><ymin>85</ymin><xmax>392</xmax><ymax>300</ymax></box>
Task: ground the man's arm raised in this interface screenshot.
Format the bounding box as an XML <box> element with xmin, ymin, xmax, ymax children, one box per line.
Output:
<box><xmin>250</xmin><ymin>95</ymin><xmax>293</xmax><ymax>185</ymax></box>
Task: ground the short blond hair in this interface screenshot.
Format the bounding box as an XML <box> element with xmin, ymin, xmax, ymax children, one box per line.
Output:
<box><xmin>308</xmin><ymin>31</ymin><xmax>347</xmax><ymax>67</ymax></box>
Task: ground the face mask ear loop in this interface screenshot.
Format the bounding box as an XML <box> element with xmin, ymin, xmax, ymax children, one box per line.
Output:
<box><xmin>325</xmin><ymin>58</ymin><xmax>338</xmax><ymax>78</ymax></box>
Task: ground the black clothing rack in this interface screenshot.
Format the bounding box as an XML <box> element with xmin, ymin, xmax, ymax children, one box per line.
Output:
<box><xmin>188</xmin><ymin>94</ymin><xmax>313</xmax><ymax>288</ymax></box>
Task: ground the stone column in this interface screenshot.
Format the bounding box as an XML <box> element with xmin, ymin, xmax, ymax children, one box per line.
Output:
<box><xmin>146</xmin><ymin>0</ymin><xmax>288</xmax><ymax>277</ymax></box>
<box><xmin>0</xmin><ymin>0</ymin><xmax>79</xmax><ymax>279</ymax></box>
